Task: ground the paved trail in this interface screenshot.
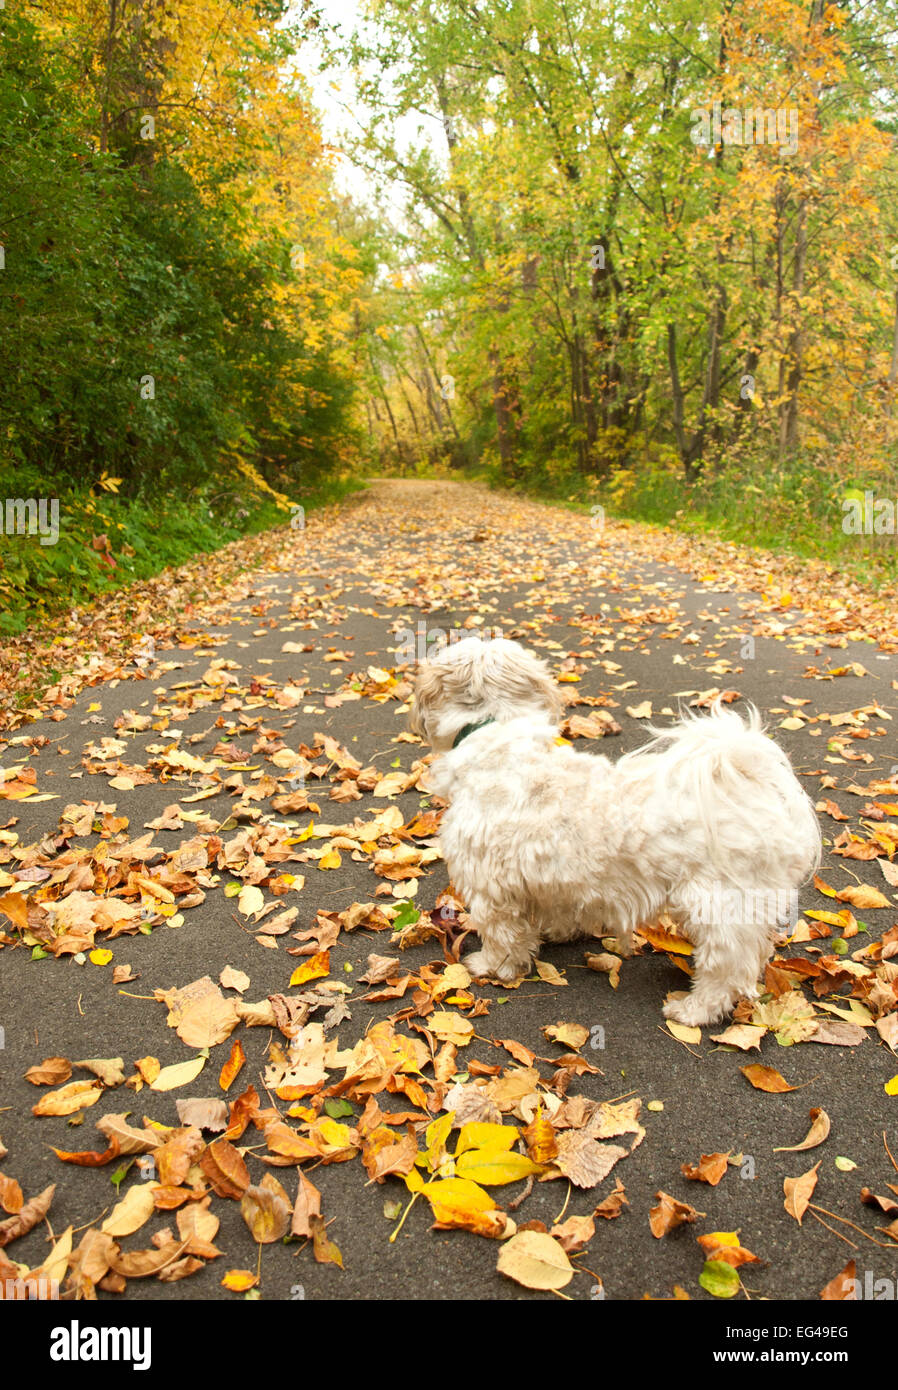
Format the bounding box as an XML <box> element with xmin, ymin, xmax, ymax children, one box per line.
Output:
<box><xmin>2</xmin><ymin>479</ymin><xmax>897</xmax><ymax>1303</ymax></box>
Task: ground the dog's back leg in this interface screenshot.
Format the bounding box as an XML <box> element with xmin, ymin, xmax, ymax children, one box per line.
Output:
<box><xmin>663</xmin><ymin>888</ymin><xmax>767</xmax><ymax>1027</ymax></box>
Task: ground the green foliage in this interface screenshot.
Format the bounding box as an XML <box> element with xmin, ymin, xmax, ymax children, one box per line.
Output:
<box><xmin>0</xmin><ymin>470</ymin><xmax>362</xmax><ymax>636</ymax></box>
<box><xmin>0</xmin><ymin>6</ymin><xmax>361</xmax><ymax>519</ymax></box>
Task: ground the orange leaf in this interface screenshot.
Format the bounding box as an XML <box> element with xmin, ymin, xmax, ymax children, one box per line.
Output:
<box><xmin>199</xmin><ymin>1140</ymin><xmax>250</xmax><ymax>1199</ymax></box>
<box><xmin>740</xmin><ymin>1064</ymin><xmax>796</xmax><ymax>1093</ymax></box>
<box><xmin>219</xmin><ymin>1039</ymin><xmax>246</xmax><ymax>1093</ymax></box>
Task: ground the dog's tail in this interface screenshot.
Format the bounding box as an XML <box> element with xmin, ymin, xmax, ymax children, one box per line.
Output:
<box><xmin>624</xmin><ymin>700</ymin><xmax>822</xmax><ymax>881</ymax></box>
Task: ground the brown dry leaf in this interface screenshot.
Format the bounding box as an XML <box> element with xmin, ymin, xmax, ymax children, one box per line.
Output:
<box><xmin>584</xmin><ymin>952</ymin><xmax>622</xmax><ymax>987</ymax></box>
<box><xmin>75</xmin><ymin>1057</ymin><xmax>126</xmax><ymax>1087</ymax></box>
<box><xmin>309</xmin><ymin>1213</ymin><xmax>344</xmax><ymax>1267</ymax></box>
<box><xmin>681</xmin><ymin>1152</ymin><xmax>730</xmax><ymax>1186</ymax></box>
<box><xmin>810</xmin><ymin>1020</ymin><xmax>867</xmax><ymax>1047</ymax></box>
<box><xmin>24</xmin><ymin>1056</ymin><xmax>72</xmax><ymax>1087</ymax></box>
<box><xmin>176</xmin><ymin>1197</ymin><xmax>221</xmax><ymax>1257</ymax></box>
<box><xmin>533</xmin><ymin>959</ymin><xmax>567</xmax><ymax>986</ymax></box>
<box><xmin>241</xmin><ymin>1175</ymin><xmax>292</xmax><ymax>1243</ymax></box>
<box><xmin>175</xmin><ymin>993</ymin><xmax>240</xmax><ymax>1049</ymax></box>
<box><xmin>820</xmin><ymin>1258</ymin><xmax>857</xmax><ymax>1300</ymax></box>
<box><xmin>95</xmin><ymin>1113</ymin><xmax>161</xmax><ymax>1156</ymax></box>
<box><xmin>110</xmin><ymin>1241</ymin><xmax>189</xmax><ymax>1279</ymax></box>
<box><xmin>200</xmin><ymin>1139</ymin><xmax>251</xmax><ymax>1199</ymax></box>
<box><xmin>155</xmin><ymin>1128</ymin><xmax>205</xmax><ymax>1187</ymax></box>
<box><xmin>649</xmin><ymin>1190</ymin><xmax>704</xmax><ymax>1238</ymax></box>
<box><xmin>696</xmin><ymin>1232</ymin><xmax>761</xmax><ymax>1268</ymax></box>
<box><xmin>365</xmin><ymin>1131</ymin><xmax>419</xmax><ymax>1184</ymax></box>
<box><xmin>710</xmin><ymin>1024</ymin><xmax>766</xmax><ymax>1051</ymax></box>
<box><xmin>69</xmin><ymin>1228</ymin><xmax>119</xmax><ymax>1294</ymax></box>
<box><xmin>773</xmin><ymin>1108</ymin><xmax>832</xmax><ymax>1153</ymax></box>
<box><xmin>550</xmin><ymin>1213</ymin><xmax>595</xmax><ymax>1252</ymax></box>
<box><xmin>740</xmin><ymin>1064</ymin><xmax>797</xmax><ymax>1093</ymax></box>
<box><xmin>101</xmin><ymin>1184</ymin><xmax>158</xmax><ymax>1238</ymax></box>
<box><xmin>593</xmin><ymin>1179</ymin><xmax>629</xmax><ymax>1220</ymax></box>
<box><xmin>550</xmin><ymin>1133</ymin><xmax>628</xmax><ymax>1189</ymax></box>
<box><xmin>783</xmin><ymin>1162</ymin><xmax>821</xmax><ymax>1224</ymax></box>
<box><xmin>835</xmin><ymin>883</ymin><xmax>890</xmax><ymax>910</ymax></box>
<box><xmin>494</xmin><ymin>1038</ymin><xmax>536</xmax><ymax>1066</ymax></box>
<box><xmin>0</xmin><ymin>1184</ymin><xmax>56</xmax><ymax>1247</ymax></box>
<box><xmin>496</xmin><ymin>1230</ymin><xmax>573</xmax><ymax>1290</ymax></box>
<box><xmin>174</xmin><ymin>1099</ymin><xmax>229</xmax><ymax>1132</ymax></box>
<box><xmin>860</xmin><ymin>1187</ymin><xmax>898</xmax><ymax>1214</ymax></box>
<box><xmin>542</xmin><ymin>1022</ymin><xmax>590</xmax><ymax>1050</ymax></box>
<box><xmin>219</xmin><ymin>966</ymin><xmax>250</xmax><ymax>994</ymax></box>
<box><xmin>157</xmin><ymin>1255</ymin><xmax>205</xmax><ymax>1283</ymax></box>
<box><xmin>291</xmin><ymin>1171</ymin><xmax>323</xmax><ymax>1239</ymax></box>
<box><xmin>32</xmin><ymin>1080</ymin><xmax>103</xmax><ymax>1116</ymax></box>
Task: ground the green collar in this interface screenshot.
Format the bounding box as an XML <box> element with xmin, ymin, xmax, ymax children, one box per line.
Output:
<box><xmin>452</xmin><ymin>718</ymin><xmax>496</xmax><ymax>749</ymax></box>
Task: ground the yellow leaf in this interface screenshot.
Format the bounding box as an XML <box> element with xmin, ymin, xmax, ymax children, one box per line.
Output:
<box><xmin>456</xmin><ymin>1123</ymin><xmax>519</xmax><ymax>1156</ymax></box>
<box><xmin>289</xmin><ymin>951</ymin><xmax>330</xmax><ymax>987</ymax></box>
<box><xmin>89</xmin><ymin>949</ymin><xmax>113</xmax><ymax>966</ymax></box>
<box><xmin>424</xmin><ymin>1111</ymin><xmax>455</xmax><ymax>1173</ymax></box>
<box><xmin>666</xmin><ymin>1021</ymin><xmax>702</xmax><ymax>1045</ymax></box>
<box><xmin>455</xmin><ymin>1149</ymin><xmax>542</xmax><ymax>1186</ymax></box>
<box><xmin>149</xmin><ymin>1055</ymin><xmax>207</xmax><ymax>1092</ymax></box>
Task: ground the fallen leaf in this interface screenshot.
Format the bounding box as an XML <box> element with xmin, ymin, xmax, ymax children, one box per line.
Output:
<box><xmin>0</xmin><ymin>1184</ymin><xmax>55</xmax><ymax>1247</ymax></box>
<box><xmin>740</xmin><ymin>1064</ymin><xmax>796</xmax><ymax>1093</ymax></box>
<box><xmin>649</xmin><ymin>1191</ymin><xmax>703</xmax><ymax>1238</ymax></box>
<box><xmin>681</xmin><ymin>1152</ymin><xmax>730</xmax><ymax>1186</ymax></box>
<box><xmin>783</xmin><ymin>1162</ymin><xmax>821</xmax><ymax>1224</ymax></box>
<box><xmin>820</xmin><ymin>1259</ymin><xmax>857</xmax><ymax>1300</ymax></box>
<box><xmin>496</xmin><ymin>1230</ymin><xmax>573</xmax><ymax>1290</ymax></box>
<box><xmin>773</xmin><ymin>1108</ymin><xmax>831</xmax><ymax>1153</ymax></box>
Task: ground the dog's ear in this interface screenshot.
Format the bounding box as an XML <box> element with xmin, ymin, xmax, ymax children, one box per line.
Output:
<box><xmin>409</xmin><ymin>661</ymin><xmax>445</xmax><ymax>740</ymax></box>
<box><xmin>490</xmin><ymin>643</ymin><xmax>565</xmax><ymax>724</ymax></box>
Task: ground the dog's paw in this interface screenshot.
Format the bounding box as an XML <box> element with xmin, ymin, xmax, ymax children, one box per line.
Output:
<box><xmin>663</xmin><ymin>993</ymin><xmax>729</xmax><ymax>1028</ymax></box>
<box><xmin>464</xmin><ymin>950</ymin><xmax>521</xmax><ymax>983</ymax></box>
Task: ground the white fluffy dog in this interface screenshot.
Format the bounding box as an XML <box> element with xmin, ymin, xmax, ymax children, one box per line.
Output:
<box><xmin>410</xmin><ymin>637</ymin><xmax>821</xmax><ymax>1025</ymax></box>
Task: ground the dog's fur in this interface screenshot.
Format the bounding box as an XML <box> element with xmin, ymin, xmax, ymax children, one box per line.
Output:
<box><xmin>411</xmin><ymin>637</ymin><xmax>821</xmax><ymax>1025</ymax></box>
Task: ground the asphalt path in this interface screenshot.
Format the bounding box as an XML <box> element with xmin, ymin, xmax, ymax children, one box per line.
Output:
<box><xmin>1</xmin><ymin>479</ymin><xmax>897</xmax><ymax>1304</ymax></box>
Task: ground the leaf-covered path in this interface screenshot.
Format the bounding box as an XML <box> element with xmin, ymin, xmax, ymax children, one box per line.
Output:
<box><xmin>1</xmin><ymin>480</ymin><xmax>897</xmax><ymax>1302</ymax></box>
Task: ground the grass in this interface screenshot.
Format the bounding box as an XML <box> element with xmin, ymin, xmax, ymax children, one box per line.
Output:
<box><xmin>0</xmin><ymin>471</ymin><xmax>366</xmax><ymax>636</ymax></box>
<box><xmin>490</xmin><ymin>455</ymin><xmax>898</xmax><ymax>593</ymax></box>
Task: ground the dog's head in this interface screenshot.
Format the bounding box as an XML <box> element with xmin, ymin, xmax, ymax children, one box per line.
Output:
<box><xmin>409</xmin><ymin>637</ymin><xmax>564</xmax><ymax>750</ymax></box>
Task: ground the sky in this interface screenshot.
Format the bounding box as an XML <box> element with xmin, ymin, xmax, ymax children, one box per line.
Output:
<box><xmin>288</xmin><ymin>0</ymin><xmax>383</xmax><ymax>203</ymax></box>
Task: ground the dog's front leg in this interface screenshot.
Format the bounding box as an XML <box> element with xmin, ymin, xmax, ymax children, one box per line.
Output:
<box><xmin>463</xmin><ymin>899</ymin><xmax>538</xmax><ymax>984</ymax></box>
